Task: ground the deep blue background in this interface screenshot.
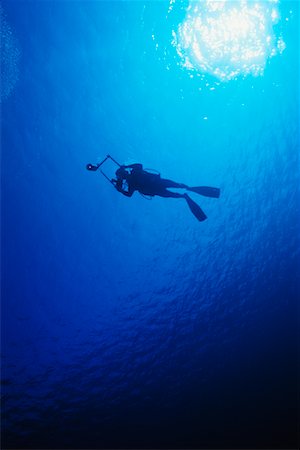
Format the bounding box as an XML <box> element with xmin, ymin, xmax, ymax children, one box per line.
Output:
<box><xmin>1</xmin><ymin>1</ymin><xmax>299</xmax><ymax>448</ymax></box>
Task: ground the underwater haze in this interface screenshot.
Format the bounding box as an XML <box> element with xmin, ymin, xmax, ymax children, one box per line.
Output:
<box><xmin>1</xmin><ymin>0</ymin><xmax>299</xmax><ymax>449</ymax></box>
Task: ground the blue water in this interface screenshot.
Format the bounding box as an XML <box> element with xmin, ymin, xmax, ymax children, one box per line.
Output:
<box><xmin>1</xmin><ymin>1</ymin><xmax>299</xmax><ymax>448</ymax></box>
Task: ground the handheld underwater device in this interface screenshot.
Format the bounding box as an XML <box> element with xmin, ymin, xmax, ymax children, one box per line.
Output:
<box><xmin>86</xmin><ymin>155</ymin><xmax>156</xmax><ymax>199</ymax></box>
<box><xmin>86</xmin><ymin>155</ymin><xmax>121</xmax><ymax>187</ymax></box>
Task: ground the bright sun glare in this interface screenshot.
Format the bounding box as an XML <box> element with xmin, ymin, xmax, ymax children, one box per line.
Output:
<box><xmin>171</xmin><ymin>0</ymin><xmax>286</xmax><ymax>81</ymax></box>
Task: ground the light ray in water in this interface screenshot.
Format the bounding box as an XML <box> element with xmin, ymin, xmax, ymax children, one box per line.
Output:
<box><xmin>171</xmin><ymin>0</ymin><xmax>286</xmax><ymax>81</ymax></box>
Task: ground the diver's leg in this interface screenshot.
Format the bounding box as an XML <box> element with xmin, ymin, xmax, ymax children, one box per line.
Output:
<box><xmin>157</xmin><ymin>189</ymin><xmax>185</xmax><ymax>198</ymax></box>
<box><xmin>160</xmin><ymin>178</ymin><xmax>188</xmax><ymax>189</ymax></box>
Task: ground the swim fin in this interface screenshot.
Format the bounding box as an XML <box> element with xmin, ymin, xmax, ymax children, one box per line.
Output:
<box><xmin>187</xmin><ymin>186</ymin><xmax>220</xmax><ymax>198</ymax></box>
<box><xmin>184</xmin><ymin>194</ymin><xmax>207</xmax><ymax>222</ymax></box>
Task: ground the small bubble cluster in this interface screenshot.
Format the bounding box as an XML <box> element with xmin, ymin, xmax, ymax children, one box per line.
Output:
<box><xmin>1</xmin><ymin>5</ymin><xmax>20</xmax><ymax>101</ymax></box>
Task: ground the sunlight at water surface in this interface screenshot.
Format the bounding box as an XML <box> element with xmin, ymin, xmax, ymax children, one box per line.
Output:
<box><xmin>171</xmin><ymin>0</ymin><xmax>286</xmax><ymax>81</ymax></box>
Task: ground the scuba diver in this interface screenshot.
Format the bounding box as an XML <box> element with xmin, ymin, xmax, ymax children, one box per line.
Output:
<box><xmin>86</xmin><ymin>156</ymin><xmax>220</xmax><ymax>222</ymax></box>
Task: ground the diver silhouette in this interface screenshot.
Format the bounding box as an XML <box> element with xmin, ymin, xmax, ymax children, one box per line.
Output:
<box><xmin>86</xmin><ymin>157</ymin><xmax>220</xmax><ymax>222</ymax></box>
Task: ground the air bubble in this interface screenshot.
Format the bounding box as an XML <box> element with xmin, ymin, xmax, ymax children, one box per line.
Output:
<box><xmin>0</xmin><ymin>5</ymin><xmax>20</xmax><ymax>101</ymax></box>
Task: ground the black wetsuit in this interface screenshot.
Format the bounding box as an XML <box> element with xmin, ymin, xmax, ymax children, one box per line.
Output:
<box><xmin>116</xmin><ymin>164</ymin><xmax>186</xmax><ymax>198</ymax></box>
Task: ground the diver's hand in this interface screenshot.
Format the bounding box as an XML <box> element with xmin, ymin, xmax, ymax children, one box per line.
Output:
<box><xmin>112</xmin><ymin>179</ymin><xmax>121</xmax><ymax>190</ymax></box>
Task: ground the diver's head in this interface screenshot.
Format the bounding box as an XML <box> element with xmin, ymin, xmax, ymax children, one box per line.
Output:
<box><xmin>116</xmin><ymin>167</ymin><xmax>127</xmax><ymax>179</ymax></box>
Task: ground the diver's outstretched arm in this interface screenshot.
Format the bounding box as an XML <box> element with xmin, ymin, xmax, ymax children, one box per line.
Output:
<box><xmin>112</xmin><ymin>179</ymin><xmax>134</xmax><ymax>197</ymax></box>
